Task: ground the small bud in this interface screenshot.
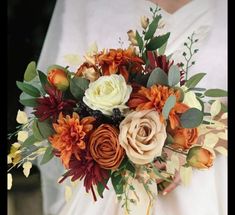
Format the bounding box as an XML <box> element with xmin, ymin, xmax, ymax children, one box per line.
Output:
<box><xmin>47</xmin><ymin>68</ymin><xmax>69</xmax><ymax>91</ymax></box>
<box><xmin>140</xmin><ymin>16</ymin><xmax>149</xmax><ymax>29</ymax></box>
<box><xmin>183</xmin><ymin>52</ymin><xmax>187</xmax><ymax>56</ymax></box>
<box><xmin>127</xmin><ymin>30</ymin><xmax>138</xmax><ymax>46</ymax></box>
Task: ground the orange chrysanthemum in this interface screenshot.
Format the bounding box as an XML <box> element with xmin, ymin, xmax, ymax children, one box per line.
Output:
<box><xmin>96</xmin><ymin>48</ymin><xmax>144</xmax><ymax>81</ymax></box>
<box><xmin>127</xmin><ymin>85</ymin><xmax>189</xmax><ymax>129</ymax></box>
<box><xmin>49</xmin><ymin>112</ymin><xmax>95</xmax><ymax>168</ymax></box>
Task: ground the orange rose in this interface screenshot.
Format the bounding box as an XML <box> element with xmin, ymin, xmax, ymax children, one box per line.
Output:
<box><xmin>76</xmin><ymin>62</ymin><xmax>100</xmax><ymax>82</ymax></box>
<box><xmin>89</xmin><ymin>124</ymin><xmax>125</xmax><ymax>170</ymax></box>
<box><xmin>167</xmin><ymin>127</ymin><xmax>198</xmax><ymax>150</ymax></box>
<box><xmin>186</xmin><ymin>146</ymin><xmax>215</xmax><ymax>169</ymax></box>
<box><xmin>48</xmin><ymin>68</ymin><xmax>69</xmax><ymax>91</ymax></box>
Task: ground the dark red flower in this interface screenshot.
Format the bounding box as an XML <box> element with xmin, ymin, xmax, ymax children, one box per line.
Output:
<box><xmin>59</xmin><ymin>151</ymin><xmax>110</xmax><ymax>201</ymax></box>
<box><xmin>34</xmin><ymin>86</ymin><xmax>76</xmax><ymax>121</ymax></box>
<box><xmin>145</xmin><ymin>51</ymin><xmax>174</xmax><ymax>74</ymax></box>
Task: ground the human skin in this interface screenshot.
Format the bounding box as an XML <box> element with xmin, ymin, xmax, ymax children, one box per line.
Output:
<box><xmin>147</xmin><ymin>0</ymin><xmax>191</xmax><ymax>14</ymax></box>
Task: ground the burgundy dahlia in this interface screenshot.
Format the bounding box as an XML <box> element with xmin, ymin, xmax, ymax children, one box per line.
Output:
<box><xmin>34</xmin><ymin>86</ymin><xmax>76</xmax><ymax>121</ymax></box>
<box><xmin>146</xmin><ymin>51</ymin><xmax>174</xmax><ymax>74</ymax></box>
<box><xmin>59</xmin><ymin>151</ymin><xmax>110</xmax><ymax>201</ymax></box>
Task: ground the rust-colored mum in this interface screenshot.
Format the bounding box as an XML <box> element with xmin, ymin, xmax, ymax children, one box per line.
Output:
<box><xmin>127</xmin><ymin>85</ymin><xmax>189</xmax><ymax>129</ymax></box>
<box><xmin>49</xmin><ymin>112</ymin><xmax>95</xmax><ymax>168</ymax></box>
<box><xmin>89</xmin><ymin>124</ymin><xmax>125</xmax><ymax>170</ymax></box>
<box><xmin>96</xmin><ymin>48</ymin><xmax>144</xmax><ymax>81</ymax></box>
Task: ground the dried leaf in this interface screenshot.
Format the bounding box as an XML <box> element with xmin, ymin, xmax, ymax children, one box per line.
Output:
<box><xmin>8</xmin><ymin>173</ymin><xmax>13</xmax><ymax>190</ymax></box>
<box><xmin>216</xmin><ymin>131</ymin><xmax>227</xmax><ymax>140</ymax></box>
<box><xmin>16</xmin><ymin>110</ymin><xmax>28</xmax><ymax>124</ymax></box>
<box><xmin>17</xmin><ymin>131</ymin><xmax>29</xmax><ymax>142</ymax></box>
<box><xmin>23</xmin><ymin>161</ymin><xmax>32</xmax><ymax>178</ymax></box>
<box><xmin>63</xmin><ymin>54</ymin><xmax>82</xmax><ymax>66</ymax></box>
<box><xmin>210</xmin><ymin>100</ymin><xmax>221</xmax><ymax>118</ymax></box>
<box><xmin>65</xmin><ymin>185</ymin><xmax>73</xmax><ymax>202</ymax></box>
<box><xmin>7</xmin><ymin>155</ymin><xmax>12</xmax><ymax>164</ymax></box>
<box><xmin>221</xmin><ymin>112</ymin><xmax>227</xmax><ymax>119</ymax></box>
<box><xmin>203</xmin><ymin>133</ymin><xmax>219</xmax><ymax>149</ymax></box>
<box><xmin>215</xmin><ymin>146</ymin><xmax>227</xmax><ymax>156</ymax></box>
<box><xmin>180</xmin><ymin>166</ymin><xmax>192</xmax><ymax>186</ymax></box>
<box><xmin>12</xmin><ymin>142</ymin><xmax>21</xmax><ymax>149</ymax></box>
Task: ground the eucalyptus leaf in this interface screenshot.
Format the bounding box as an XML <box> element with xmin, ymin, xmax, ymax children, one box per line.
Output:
<box><xmin>146</xmin><ymin>32</ymin><xmax>170</xmax><ymax>51</ymax></box>
<box><xmin>22</xmin><ymin>135</ymin><xmax>38</xmax><ymax>147</ymax></box>
<box><xmin>40</xmin><ymin>146</ymin><xmax>54</xmax><ymax>165</ymax></box>
<box><xmin>147</xmin><ymin>68</ymin><xmax>168</xmax><ymax>87</ymax></box>
<box><xmin>37</xmin><ymin>120</ymin><xmax>54</xmax><ymax>139</ymax></box>
<box><xmin>168</xmin><ymin>65</ymin><xmax>180</xmax><ymax>86</ymax></box>
<box><xmin>144</xmin><ymin>15</ymin><xmax>161</xmax><ymax>40</ymax></box>
<box><xmin>32</xmin><ymin>120</ymin><xmax>44</xmax><ymax>141</ymax></box>
<box><xmin>16</xmin><ymin>81</ymin><xmax>41</xmax><ymax>97</ymax></box>
<box><xmin>204</xmin><ymin>89</ymin><xmax>227</xmax><ymax>97</ymax></box>
<box><xmin>185</xmin><ymin>73</ymin><xmax>206</xmax><ymax>88</ymax></box>
<box><xmin>162</xmin><ymin>95</ymin><xmax>176</xmax><ymax>119</ymax></box>
<box><xmin>70</xmin><ymin>77</ymin><xmax>89</xmax><ymax>100</ymax></box>
<box><xmin>136</xmin><ymin>30</ymin><xmax>144</xmax><ymax>52</ymax></box>
<box><xmin>158</xmin><ymin>41</ymin><xmax>167</xmax><ymax>55</ymax></box>
<box><xmin>38</xmin><ymin>70</ymin><xmax>50</xmax><ymax>91</ymax></box>
<box><xmin>180</xmin><ymin>108</ymin><xmax>203</xmax><ymax>128</ymax></box>
<box><xmin>24</xmin><ymin>61</ymin><xmax>37</xmax><ymax>82</ymax></box>
<box><xmin>19</xmin><ymin>98</ymin><xmax>38</xmax><ymax>107</ymax></box>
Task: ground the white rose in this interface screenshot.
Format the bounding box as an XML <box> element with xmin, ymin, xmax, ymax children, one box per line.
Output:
<box><xmin>83</xmin><ymin>74</ymin><xmax>132</xmax><ymax>115</ymax></box>
<box><xmin>119</xmin><ymin>109</ymin><xmax>167</xmax><ymax>165</ymax></box>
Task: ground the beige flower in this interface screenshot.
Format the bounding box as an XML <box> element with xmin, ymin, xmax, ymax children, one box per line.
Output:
<box><xmin>127</xmin><ymin>30</ymin><xmax>138</xmax><ymax>46</ymax></box>
<box><xmin>140</xmin><ymin>16</ymin><xmax>149</xmax><ymax>29</ymax></box>
<box><xmin>119</xmin><ymin>109</ymin><xmax>167</xmax><ymax>164</ymax></box>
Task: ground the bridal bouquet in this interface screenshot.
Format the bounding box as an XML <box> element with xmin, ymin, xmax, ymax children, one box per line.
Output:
<box><xmin>8</xmin><ymin>6</ymin><xmax>227</xmax><ymax>215</ymax></box>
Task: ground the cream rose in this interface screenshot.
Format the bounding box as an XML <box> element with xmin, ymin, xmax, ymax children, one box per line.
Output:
<box><xmin>119</xmin><ymin>109</ymin><xmax>167</xmax><ymax>165</ymax></box>
<box><xmin>83</xmin><ymin>74</ymin><xmax>132</xmax><ymax>115</ymax></box>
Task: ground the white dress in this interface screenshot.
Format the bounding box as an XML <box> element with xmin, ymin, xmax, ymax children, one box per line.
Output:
<box><xmin>36</xmin><ymin>0</ymin><xmax>227</xmax><ymax>214</ymax></box>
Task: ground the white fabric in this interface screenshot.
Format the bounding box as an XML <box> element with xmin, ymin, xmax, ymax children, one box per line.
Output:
<box><xmin>36</xmin><ymin>0</ymin><xmax>227</xmax><ymax>214</ymax></box>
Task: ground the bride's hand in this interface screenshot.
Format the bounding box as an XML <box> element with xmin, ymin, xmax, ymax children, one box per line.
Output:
<box><xmin>154</xmin><ymin>160</ymin><xmax>181</xmax><ymax>195</ymax></box>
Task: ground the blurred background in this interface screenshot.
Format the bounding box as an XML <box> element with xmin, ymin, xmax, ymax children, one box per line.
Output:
<box><xmin>8</xmin><ymin>0</ymin><xmax>56</xmax><ymax>214</ymax></box>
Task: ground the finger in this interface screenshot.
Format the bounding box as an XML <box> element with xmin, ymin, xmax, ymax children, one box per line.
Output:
<box><xmin>162</xmin><ymin>172</ymin><xmax>181</xmax><ymax>195</ymax></box>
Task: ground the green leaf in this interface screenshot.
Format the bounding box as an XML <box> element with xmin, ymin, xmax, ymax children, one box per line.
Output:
<box><xmin>24</xmin><ymin>61</ymin><xmax>37</xmax><ymax>82</ymax></box>
<box><xmin>168</xmin><ymin>65</ymin><xmax>180</xmax><ymax>86</ymax></box>
<box><xmin>32</xmin><ymin>119</ymin><xmax>54</xmax><ymax>141</ymax></box>
<box><xmin>40</xmin><ymin>146</ymin><xmax>54</xmax><ymax>165</ymax></box>
<box><xmin>38</xmin><ymin>70</ymin><xmax>50</xmax><ymax>91</ymax></box>
<box><xmin>126</xmin><ymin>161</ymin><xmax>135</xmax><ymax>176</ymax></box>
<box><xmin>185</xmin><ymin>73</ymin><xmax>206</xmax><ymax>88</ymax></box>
<box><xmin>162</xmin><ymin>95</ymin><xmax>176</xmax><ymax>119</ymax></box>
<box><xmin>221</xmin><ymin>102</ymin><xmax>227</xmax><ymax>113</ymax></box>
<box><xmin>22</xmin><ymin>135</ymin><xmax>38</xmax><ymax>147</ymax></box>
<box><xmin>190</xmin><ymin>87</ymin><xmax>206</xmax><ymax>92</ymax></box>
<box><xmin>70</xmin><ymin>76</ymin><xmax>89</xmax><ymax>100</ymax></box>
<box><xmin>37</xmin><ymin>120</ymin><xmax>54</xmax><ymax>139</ymax></box>
<box><xmin>204</xmin><ymin>89</ymin><xmax>227</xmax><ymax>97</ymax></box>
<box><xmin>16</xmin><ymin>81</ymin><xmax>41</xmax><ymax>97</ymax></box>
<box><xmin>136</xmin><ymin>30</ymin><xmax>144</xmax><ymax>52</ymax></box>
<box><xmin>144</xmin><ymin>15</ymin><xmax>161</xmax><ymax>40</ymax></box>
<box><xmin>97</xmin><ymin>177</ymin><xmax>110</xmax><ymax>198</ymax></box>
<box><xmin>111</xmin><ymin>172</ymin><xmax>124</xmax><ymax>195</ymax></box>
<box><xmin>32</xmin><ymin>120</ymin><xmax>44</xmax><ymax>141</ymax></box>
<box><xmin>196</xmin><ymin>97</ymin><xmax>204</xmax><ymax>113</ymax></box>
<box><xmin>180</xmin><ymin>108</ymin><xmax>203</xmax><ymax>128</ymax></box>
<box><xmin>147</xmin><ymin>68</ymin><xmax>168</xmax><ymax>87</ymax></box>
<box><xmin>158</xmin><ymin>41</ymin><xmax>167</xmax><ymax>55</ymax></box>
<box><xmin>19</xmin><ymin>98</ymin><xmax>38</xmax><ymax>107</ymax></box>
<box><xmin>146</xmin><ymin>32</ymin><xmax>170</xmax><ymax>51</ymax></box>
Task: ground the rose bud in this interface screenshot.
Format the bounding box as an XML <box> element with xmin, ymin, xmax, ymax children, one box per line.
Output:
<box><xmin>47</xmin><ymin>68</ymin><xmax>69</xmax><ymax>91</ymax></box>
<box><xmin>186</xmin><ymin>146</ymin><xmax>215</xmax><ymax>169</ymax></box>
<box><xmin>140</xmin><ymin>16</ymin><xmax>149</xmax><ymax>29</ymax></box>
<box><xmin>76</xmin><ymin>62</ymin><xmax>100</xmax><ymax>82</ymax></box>
<box><xmin>127</xmin><ymin>30</ymin><xmax>138</xmax><ymax>46</ymax></box>
<box><xmin>167</xmin><ymin>126</ymin><xmax>198</xmax><ymax>150</ymax></box>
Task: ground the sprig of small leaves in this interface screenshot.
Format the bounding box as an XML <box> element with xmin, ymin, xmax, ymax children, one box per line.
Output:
<box><xmin>181</xmin><ymin>32</ymin><xmax>199</xmax><ymax>81</ymax></box>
